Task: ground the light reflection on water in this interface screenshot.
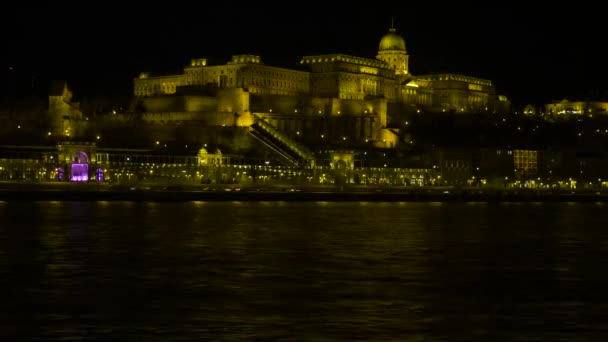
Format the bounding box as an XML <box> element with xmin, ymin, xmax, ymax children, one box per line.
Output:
<box><xmin>1</xmin><ymin>201</ymin><xmax>608</xmax><ymax>340</ymax></box>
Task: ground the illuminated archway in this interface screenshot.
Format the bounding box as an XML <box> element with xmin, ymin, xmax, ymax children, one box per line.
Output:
<box><xmin>70</xmin><ymin>151</ymin><xmax>89</xmax><ymax>182</ymax></box>
<box><xmin>72</xmin><ymin>151</ymin><xmax>89</xmax><ymax>163</ymax></box>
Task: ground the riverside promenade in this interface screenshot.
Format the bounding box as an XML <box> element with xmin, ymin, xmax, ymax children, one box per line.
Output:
<box><xmin>0</xmin><ymin>182</ymin><xmax>607</xmax><ymax>202</ymax></box>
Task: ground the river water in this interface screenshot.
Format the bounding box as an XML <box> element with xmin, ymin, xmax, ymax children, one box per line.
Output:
<box><xmin>1</xmin><ymin>200</ymin><xmax>608</xmax><ymax>341</ymax></box>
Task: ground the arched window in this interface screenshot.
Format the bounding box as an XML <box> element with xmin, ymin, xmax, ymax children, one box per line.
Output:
<box><xmin>96</xmin><ymin>168</ymin><xmax>104</xmax><ymax>182</ymax></box>
<box><xmin>56</xmin><ymin>167</ymin><xmax>64</xmax><ymax>181</ymax></box>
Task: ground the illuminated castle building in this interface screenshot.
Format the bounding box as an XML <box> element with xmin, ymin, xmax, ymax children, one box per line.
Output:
<box><xmin>11</xmin><ymin>27</ymin><xmax>608</xmax><ymax>189</ymax></box>
<box><xmin>131</xmin><ymin>26</ymin><xmax>510</xmax><ymax>155</ymax></box>
<box><xmin>2</xmin><ymin>25</ymin><xmax>512</xmax><ymax>184</ymax></box>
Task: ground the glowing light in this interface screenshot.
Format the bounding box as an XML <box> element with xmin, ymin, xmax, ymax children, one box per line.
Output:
<box><xmin>96</xmin><ymin>168</ymin><xmax>104</xmax><ymax>182</ymax></box>
<box><xmin>70</xmin><ymin>175</ymin><xmax>88</xmax><ymax>181</ymax></box>
<box><xmin>47</xmin><ymin>132</ymin><xmax>51</xmax><ymax>136</ymax></box>
<box><xmin>70</xmin><ymin>163</ymin><xmax>89</xmax><ymax>182</ymax></box>
<box><xmin>96</xmin><ymin>135</ymin><xmax>101</xmax><ymax>140</ymax></box>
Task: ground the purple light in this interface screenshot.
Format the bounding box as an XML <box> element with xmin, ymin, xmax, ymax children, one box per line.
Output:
<box><xmin>71</xmin><ymin>175</ymin><xmax>89</xmax><ymax>181</ymax></box>
<box><xmin>70</xmin><ymin>163</ymin><xmax>89</xmax><ymax>182</ymax></box>
<box><xmin>96</xmin><ymin>168</ymin><xmax>104</xmax><ymax>182</ymax></box>
<box><xmin>56</xmin><ymin>167</ymin><xmax>64</xmax><ymax>181</ymax></box>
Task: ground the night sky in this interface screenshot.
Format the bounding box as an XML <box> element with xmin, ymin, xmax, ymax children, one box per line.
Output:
<box><xmin>2</xmin><ymin>3</ymin><xmax>606</xmax><ymax>107</ymax></box>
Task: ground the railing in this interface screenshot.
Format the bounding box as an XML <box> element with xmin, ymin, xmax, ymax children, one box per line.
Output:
<box><xmin>388</xmin><ymin>128</ymin><xmax>405</xmax><ymax>144</ymax></box>
<box><xmin>251</xmin><ymin>114</ymin><xmax>314</xmax><ymax>160</ymax></box>
<box><xmin>248</xmin><ymin>115</ymin><xmax>315</xmax><ymax>167</ymax></box>
<box><xmin>248</xmin><ymin>128</ymin><xmax>300</xmax><ymax>166</ymax></box>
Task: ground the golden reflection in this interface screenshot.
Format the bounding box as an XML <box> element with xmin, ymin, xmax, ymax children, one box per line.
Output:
<box><xmin>43</xmin><ymin>201</ymin><xmax>63</xmax><ymax>206</ymax></box>
<box><xmin>465</xmin><ymin>202</ymin><xmax>487</xmax><ymax>206</ymax></box>
<box><xmin>192</xmin><ymin>201</ymin><xmax>207</xmax><ymax>207</ymax></box>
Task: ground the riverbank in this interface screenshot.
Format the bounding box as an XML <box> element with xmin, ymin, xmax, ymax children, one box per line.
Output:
<box><xmin>0</xmin><ymin>186</ymin><xmax>606</xmax><ymax>202</ymax></box>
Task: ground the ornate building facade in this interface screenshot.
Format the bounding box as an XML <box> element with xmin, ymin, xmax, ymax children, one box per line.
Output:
<box><xmin>131</xmin><ymin>26</ymin><xmax>510</xmax><ymax>153</ymax></box>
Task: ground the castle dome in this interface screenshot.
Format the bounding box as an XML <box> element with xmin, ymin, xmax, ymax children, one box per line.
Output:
<box><xmin>379</xmin><ymin>28</ymin><xmax>406</xmax><ymax>51</ymax></box>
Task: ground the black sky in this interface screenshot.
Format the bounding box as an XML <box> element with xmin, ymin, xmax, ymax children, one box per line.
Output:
<box><xmin>2</xmin><ymin>2</ymin><xmax>606</xmax><ymax>106</ymax></box>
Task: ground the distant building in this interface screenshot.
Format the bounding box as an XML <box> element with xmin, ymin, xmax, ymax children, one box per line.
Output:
<box><xmin>545</xmin><ymin>99</ymin><xmax>608</xmax><ymax>116</ymax></box>
<box><xmin>513</xmin><ymin>149</ymin><xmax>538</xmax><ymax>178</ymax></box>
<box><xmin>523</xmin><ymin>104</ymin><xmax>538</xmax><ymax>115</ymax></box>
<box><xmin>48</xmin><ymin>80</ymin><xmax>85</xmax><ymax>137</ymax></box>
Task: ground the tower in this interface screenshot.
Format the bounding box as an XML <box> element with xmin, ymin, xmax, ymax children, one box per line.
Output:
<box><xmin>376</xmin><ymin>22</ymin><xmax>409</xmax><ymax>75</ymax></box>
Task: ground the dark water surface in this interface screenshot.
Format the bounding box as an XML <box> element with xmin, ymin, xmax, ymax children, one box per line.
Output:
<box><xmin>1</xmin><ymin>201</ymin><xmax>608</xmax><ymax>341</ymax></box>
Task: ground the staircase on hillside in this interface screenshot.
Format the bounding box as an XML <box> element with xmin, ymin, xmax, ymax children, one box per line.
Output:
<box><xmin>388</xmin><ymin>128</ymin><xmax>407</xmax><ymax>144</ymax></box>
<box><xmin>249</xmin><ymin>115</ymin><xmax>314</xmax><ymax>167</ymax></box>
